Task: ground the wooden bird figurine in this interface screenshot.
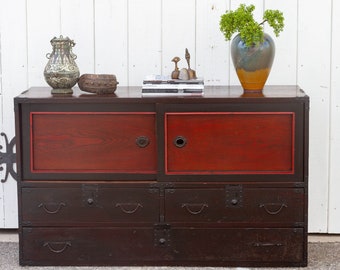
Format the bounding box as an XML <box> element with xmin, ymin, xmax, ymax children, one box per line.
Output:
<box><xmin>171</xmin><ymin>56</ymin><xmax>181</xmax><ymax>79</ymax></box>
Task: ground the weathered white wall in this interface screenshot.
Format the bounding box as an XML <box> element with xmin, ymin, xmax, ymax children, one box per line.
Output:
<box><xmin>0</xmin><ymin>0</ymin><xmax>339</xmax><ymax>233</ymax></box>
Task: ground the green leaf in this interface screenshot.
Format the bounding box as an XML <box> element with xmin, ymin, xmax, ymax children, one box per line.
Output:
<box><xmin>219</xmin><ymin>4</ymin><xmax>284</xmax><ymax>47</ymax></box>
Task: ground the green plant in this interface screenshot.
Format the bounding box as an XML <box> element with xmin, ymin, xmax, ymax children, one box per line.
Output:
<box><xmin>219</xmin><ymin>4</ymin><xmax>284</xmax><ymax>47</ymax></box>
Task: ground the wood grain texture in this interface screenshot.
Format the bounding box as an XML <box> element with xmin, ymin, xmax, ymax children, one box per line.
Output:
<box><xmin>21</xmin><ymin>227</ymin><xmax>305</xmax><ymax>266</ymax></box>
<box><xmin>15</xmin><ymin>86</ymin><xmax>308</xmax><ymax>266</ymax></box>
<box><xmin>30</xmin><ymin>112</ymin><xmax>157</xmax><ymax>172</ymax></box>
<box><xmin>165</xmin><ymin>112</ymin><xmax>294</xmax><ymax>174</ymax></box>
<box><xmin>0</xmin><ymin>0</ymin><xmax>337</xmax><ymax>232</ymax></box>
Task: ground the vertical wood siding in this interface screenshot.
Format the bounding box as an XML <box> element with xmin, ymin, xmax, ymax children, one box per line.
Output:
<box><xmin>329</xmin><ymin>0</ymin><xmax>340</xmax><ymax>233</ymax></box>
<box><xmin>0</xmin><ymin>0</ymin><xmax>339</xmax><ymax>232</ymax></box>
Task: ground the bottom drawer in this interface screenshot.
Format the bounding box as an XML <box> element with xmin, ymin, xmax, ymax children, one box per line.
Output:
<box><xmin>21</xmin><ymin>227</ymin><xmax>306</xmax><ymax>267</ymax></box>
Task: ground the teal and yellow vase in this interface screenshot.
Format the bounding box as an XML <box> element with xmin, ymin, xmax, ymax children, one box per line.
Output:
<box><xmin>231</xmin><ymin>33</ymin><xmax>275</xmax><ymax>92</ymax></box>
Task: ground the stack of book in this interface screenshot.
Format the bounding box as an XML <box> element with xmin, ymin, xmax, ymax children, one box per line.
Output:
<box><xmin>142</xmin><ymin>75</ymin><xmax>204</xmax><ymax>96</ymax></box>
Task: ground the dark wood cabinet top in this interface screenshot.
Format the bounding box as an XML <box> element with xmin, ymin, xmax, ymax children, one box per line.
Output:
<box><xmin>15</xmin><ymin>85</ymin><xmax>308</xmax><ymax>104</ymax></box>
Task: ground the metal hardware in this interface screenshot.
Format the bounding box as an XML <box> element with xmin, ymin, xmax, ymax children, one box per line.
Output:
<box><xmin>0</xmin><ymin>133</ymin><xmax>17</xmax><ymax>182</ymax></box>
<box><xmin>38</xmin><ymin>202</ymin><xmax>66</xmax><ymax>214</ymax></box>
<box><xmin>225</xmin><ymin>184</ymin><xmax>243</xmax><ymax>208</ymax></box>
<box><xmin>43</xmin><ymin>241</ymin><xmax>72</xmax><ymax>253</ymax></box>
<box><xmin>115</xmin><ymin>203</ymin><xmax>143</xmax><ymax>214</ymax></box>
<box><xmin>82</xmin><ymin>184</ymin><xmax>98</xmax><ymax>207</ymax></box>
<box><xmin>154</xmin><ymin>224</ymin><xmax>171</xmax><ymax>247</ymax></box>
<box><xmin>231</xmin><ymin>199</ymin><xmax>238</xmax><ymax>205</ymax></box>
<box><xmin>165</xmin><ymin>188</ymin><xmax>175</xmax><ymax>194</ymax></box>
<box><xmin>294</xmin><ymin>182</ymin><xmax>304</xmax><ymax>188</ymax></box>
<box><xmin>136</xmin><ymin>136</ymin><xmax>150</xmax><ymax>148</ymax></box>
<box><xmin>181</xmin><ymin>203</ymin><xmax>208</xmax><ymax>215</ymax></box>
<box><xmin>259</xmin><ymin>203</ymin><xmax>288</xmax><ymax>215</ymax></box>
<box><xmin>148</xmin><ymin>187</ymin><xmax>159</xmax><ymax>194</ymax></box>
<box><xmin>22</xmin><ymin>221</ymin><xmax>32</xmax><ymax>226</ymax></box>
<box><xmin>87</xmin><ymin>198</ymin><xmax>94</xmax><ymax>205</ymax></box>
<box><xmin>174</xmin><ymin>136</ymin><xmax>187</xmax><ymax>148</ymax></box>
<box><xmin>252</xmin><ymin>242</ymin><xmax>284</xmax><ymax>247</ymax></box>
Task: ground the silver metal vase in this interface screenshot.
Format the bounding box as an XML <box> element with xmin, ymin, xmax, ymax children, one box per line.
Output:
<box><xmin>44</xmin><ymin>35</ymin><xmax>80</xmax><ymax>94</ymax></box>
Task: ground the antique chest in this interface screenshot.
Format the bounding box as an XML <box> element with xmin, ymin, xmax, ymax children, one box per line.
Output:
<box><xmin>14</xmin><ymin>86</ymin><xmax>309</xmax><ymax>267</ymax></box>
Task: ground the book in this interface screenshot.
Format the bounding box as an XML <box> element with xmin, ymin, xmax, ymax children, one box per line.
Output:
<box><xmin>143</xmin><ymin>74</ymin><xmax>204</xmax><ymax>85</ymax></box>
<box><xmin>142</xmin><ymin>75</ymin><xmax>204</xmax><ymax>96</ymax></box>
<box><xmin>142</xmin><ymin>83</ymin><xmax>204</xmax><ymax>90</ymax></box>
<box><xmin>142</xmin><ymin>88</ymin><xmax>203</xmax><ymax>94</ymax></box>
<box><xmin>142</xmin><ymin>91</ymin><xmax>203</xmax><ymax>97</ymax></box>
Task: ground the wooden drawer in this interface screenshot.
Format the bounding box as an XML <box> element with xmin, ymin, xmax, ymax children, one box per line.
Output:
<box><xmin>21</xmin><ymin>227</ymin><xmax>305</xmax><ymax>266</ymax></box>
<box><xmin>164</xmin><ymin>187</ymin><xmax>304</xmax><ymax>224</ymax></box>
<box><xmin>30</xmin><ymin>112</ymin><xmax>157</xmax><ymax>174</ymax></box>
<box><xmin>21</xmin><ymin>186</ymin><xmax>160</xmax><ymax>225</ymax></box>
<box><xmin>165</xmin><ymin>112</ymin><xmax>294</xmax><ymax>175</ymax></box>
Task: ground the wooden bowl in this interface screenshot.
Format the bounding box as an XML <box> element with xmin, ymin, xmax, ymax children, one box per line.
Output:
<box><xmin>78</xmin><ymin>74</ymin><xmax>119</xmax><ymax>94</ymax></box>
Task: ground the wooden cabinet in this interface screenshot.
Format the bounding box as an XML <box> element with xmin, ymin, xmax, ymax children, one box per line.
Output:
<box><xmin>15</xmin><ymin>86</ymin><xmax>309</xmax><ymax>267</ymax></box>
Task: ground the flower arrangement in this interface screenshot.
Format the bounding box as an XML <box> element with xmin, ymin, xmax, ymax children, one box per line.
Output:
<box><xmin>219</xmin><ymin>4</ymin><xmax>284</xmax><ymax>46</ymax></box>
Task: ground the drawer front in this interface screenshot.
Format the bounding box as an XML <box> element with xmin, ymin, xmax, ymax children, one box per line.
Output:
<box><xmin>165</xmin><ymin>187</ymin><xmax>304</xmax><ymax>224</ymax></box>
<box><xmin>165</xmin><ymin>112</ymin><xmax>294</xmax><ymax>174</ymax></box>
<box><xmin>21</xmin><ymin>227</ymin><xmax>305</xmax><ymax>266</ymax></box>
<box><xmin>30</xmin><ymin>112</ymin><xmax>157</xmax><ymax>173</ymax></box>
<box><xmin>21</xmin><ymin>186</ymin><xmax>160</xmax><ymax>225</ymax></box>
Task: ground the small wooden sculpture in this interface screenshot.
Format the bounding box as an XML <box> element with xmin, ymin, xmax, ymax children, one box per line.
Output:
<box><xmin>171</xmin><ymin>57</ymin><xmax>180</xmax><ymax>79</ymax></box>
<box><xmin>171</xmin><ymin>48</ymin><xmax>197</xmax><ymax>80</ymax></box>
<box><xmin>185</xmin><ymin>48</ymin><xmax>197</xmax><ymax>80</ymax></box>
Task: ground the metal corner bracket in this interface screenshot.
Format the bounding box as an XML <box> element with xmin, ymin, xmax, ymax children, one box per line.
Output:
<box><xmin>0</xmin><ymin>132</ymin><xmax>17</xmax><ymax>182</ymax></box>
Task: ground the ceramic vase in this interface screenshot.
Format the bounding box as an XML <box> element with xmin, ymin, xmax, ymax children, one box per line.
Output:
<box><xmin>231</xmin><ymin>33</ymin><xmax>275</xmax><ymax>92</ymax></box>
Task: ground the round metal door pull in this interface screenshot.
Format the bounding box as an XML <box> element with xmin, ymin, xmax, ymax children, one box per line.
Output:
<box><xmin>174</xmin><ymin>136</ymin><xmax>187</xmax><ymax>148</ymax></box>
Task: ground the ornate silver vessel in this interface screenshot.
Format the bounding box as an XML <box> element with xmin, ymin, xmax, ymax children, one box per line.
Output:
<box><xmin>44</xmin><ymin>35</ymin><xmax>80</xmax><ymax>94</ymax></box>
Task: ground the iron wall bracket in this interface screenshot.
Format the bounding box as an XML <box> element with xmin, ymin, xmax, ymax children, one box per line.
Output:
<box><xmin>0</xmin><ymin>132</ymin><xmax>17</xmax><ymax>182</ymax></box>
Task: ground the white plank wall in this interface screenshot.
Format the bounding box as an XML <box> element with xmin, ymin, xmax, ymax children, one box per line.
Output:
<box><xmin>0</xmin><ymin>0</ymin><xmax>339</xmax><ymax>233</ymax></box>
<box><xmin>0</xmin><ymin>0</ymin><xmax>28</xmax><ymax>228</ymax></box>
<box><xmin>297</xmin><ymin>0</ymin><xmax>333</xmax><ymax>233</ymax></box>
<box><xmin>329</xmin><ymin>0</ymin><xmax>340</xmax><ymax>233</ymax></box>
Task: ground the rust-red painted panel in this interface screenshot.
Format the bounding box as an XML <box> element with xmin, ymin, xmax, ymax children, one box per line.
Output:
<box><xmin>30</xmin><ymin>112</ymin><xmax>157</xmax><ymax>173</ymax></box>
<box><xmin>165</xmin><ymin>112</ymin><xmax>294</xmax><ymax>174</ymax></box>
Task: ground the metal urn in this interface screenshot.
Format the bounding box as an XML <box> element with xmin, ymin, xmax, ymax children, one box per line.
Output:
<box><xmin>44</xmin><ymin>35</ymin><xmax>80</xmax><ymax>94</ymax></box>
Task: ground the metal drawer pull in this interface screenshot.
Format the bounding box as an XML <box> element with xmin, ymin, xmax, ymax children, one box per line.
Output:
<box><xmin>181</xmin><ymin>203</ymin><xmax>208</xmax><ymax>215</ymax></box>
<box><xmin>43</xmin><ymin>241</ymin><xmax>71</xmax><ymax>253</ymax></box>
<box><xmin>87</xmin><ymin>198</ymin><xmax>95</xmax><ymax>205</ymax></box>
<box><xmin>158</xmin><ymin>238</ymin><xmax>167</xmax><ymax>245</ymax></box>
<box><xmin>38</xmin><ymin>202</ymin><xmax>66</xmax><ymax>214</ymax></box>
<box><xmin>174</xmin><ymin>136</ymin><xmax>187</xmax><ymax>148</ymax></box>
<box><xmin>115</xmin><ymin>203</ymin><xmax>143</xmax><ymax>214</ymax></box>
<box><xmin>259</xmin><ymin>203</ymin><xmax>288</xmax><ymax>215</ymax></box>
<box><xmin>253</xmin><ymin>242</ymin><xmax>284</xmax><ymax>247</ymax></box>
<box><xmin>136</xmin><ymin>136</ymin><xmax>150</xmax><ymax>148</ymax></box>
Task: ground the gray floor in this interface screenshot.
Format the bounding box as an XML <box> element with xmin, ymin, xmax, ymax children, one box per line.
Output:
<box><xmin>1</xmin><ymin>241</ymin><xmax>340</xmax><ymax>270</ymax></box>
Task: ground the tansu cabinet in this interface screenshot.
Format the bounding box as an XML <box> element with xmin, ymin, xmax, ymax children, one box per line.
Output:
<box><xmin>14</xmin><ymin>86</ymin><xmax>309</xmax><ymax>267</ymax></box>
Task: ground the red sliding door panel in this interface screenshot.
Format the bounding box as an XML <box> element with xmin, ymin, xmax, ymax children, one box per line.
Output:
<box><xmin>165</xmin><ymin>112</ymin><xmax>294</xmax><ymax>174</ymax></box>
<box><xmin>30</xmin><ymin>112</ymin><xmax>157</xmax><ymax>173</ymax></box>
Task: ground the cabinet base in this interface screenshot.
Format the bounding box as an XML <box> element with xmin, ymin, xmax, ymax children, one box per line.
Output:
<box><xmin>20</xmin><ymin>227</ymin><xmax>307</xmax><ymax>267</ymax></box>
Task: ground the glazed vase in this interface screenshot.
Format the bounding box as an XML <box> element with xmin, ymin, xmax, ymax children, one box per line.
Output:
<box><xmin>44</xmin><ymin>35</ymin><xmax>80</xmax><ymax>94</ymax></box>
<box><xmin>231</xmin><ymin>33</ymin><xmax>275</xmax><ymax>92</ymax></box>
